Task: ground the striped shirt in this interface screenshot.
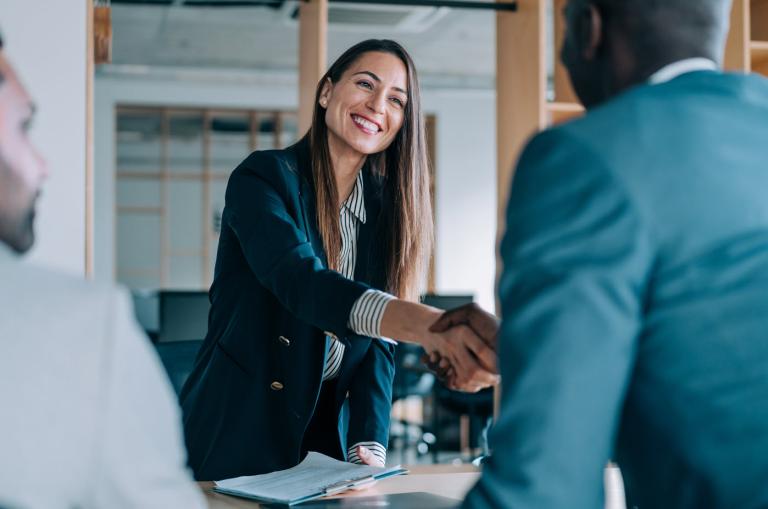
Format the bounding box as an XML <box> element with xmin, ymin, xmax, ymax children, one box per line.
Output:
<box><xmin>322</xmin><ymin>170</ymin><xmax>394</xmax><ymax>467</ymax></box>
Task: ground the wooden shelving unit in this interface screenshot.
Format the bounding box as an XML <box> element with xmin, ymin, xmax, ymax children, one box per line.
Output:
<box><xmin>753</xmin><ymin>41</ymin><xmax>768</xmax><ymax>74</ymax></box>
<box><xmin>726</xmin><ymin>0</ymin><xmax>768</xmax><ymax>75</ymax></box>
<box><xmin>547</xmin><ymin>101</ymin><xmax>585</xmax><ymax>125</ymax></box>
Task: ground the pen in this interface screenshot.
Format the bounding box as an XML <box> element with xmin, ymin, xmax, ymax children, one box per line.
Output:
<box><xmin>323</xmin><ymin>475</ymin><xmax>377</xmax><ymax>495</ymax></box>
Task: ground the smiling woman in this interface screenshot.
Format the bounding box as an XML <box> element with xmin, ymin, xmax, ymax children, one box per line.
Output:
<box><xmin>180</xmin><ymin>39</ymin><xmax>498</xmax><ymax>482</ymax></box>
<box><xmin>311</xmin><ymin>40</ymin><xmax>430</xmax><ymax>301</ymax></box>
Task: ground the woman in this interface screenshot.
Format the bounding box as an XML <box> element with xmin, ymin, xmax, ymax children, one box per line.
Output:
<box><xmin>180</xmin><ymin>39</ymin><xmax>496</xmax><ymax>481</ymax></box>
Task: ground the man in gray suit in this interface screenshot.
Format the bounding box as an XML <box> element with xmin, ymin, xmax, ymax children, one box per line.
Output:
<box><xmin>433</xmin><ymin>0</ymin><xmax>768</xmax><ymax>507</ymax></box>
<box><xmin>0</xmin><ymin>33</ymin><xmax>205</xmax><ymax>508</ymax></box>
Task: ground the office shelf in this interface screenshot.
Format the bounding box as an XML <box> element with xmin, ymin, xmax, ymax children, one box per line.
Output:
<box><xmin>547</xmin><ymin>102</ymin><xmax>585</xmax><ymax>125</ymax></box>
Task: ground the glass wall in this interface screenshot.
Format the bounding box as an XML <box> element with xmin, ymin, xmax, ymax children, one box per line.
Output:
<box><xmin>115</xmin><ymin>107</ymin><xmax>299</xmax><ymax>290</ymax></box>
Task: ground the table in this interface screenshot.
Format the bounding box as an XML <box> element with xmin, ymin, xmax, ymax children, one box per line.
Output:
<box><xmin>201</xmin><ymin>464</ymin><xmax>480</xmax><ymax>508</ymax></box>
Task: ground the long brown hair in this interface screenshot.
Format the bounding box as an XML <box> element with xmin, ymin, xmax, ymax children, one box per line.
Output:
<box><xmin>308</xmin><ymin>39</ymin><xmax>432</xmax><ymax>301</ymax></box>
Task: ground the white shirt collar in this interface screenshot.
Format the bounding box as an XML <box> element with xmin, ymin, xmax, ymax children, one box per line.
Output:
<box><xmin>341</xmin><ymin>171</ymin><xmax>366</xmax><ymax>224</ymax></box>
<box><xmin>648</xmin><ymin>58</ymin><xmax>718</xmax><ymax>85</ymax></box>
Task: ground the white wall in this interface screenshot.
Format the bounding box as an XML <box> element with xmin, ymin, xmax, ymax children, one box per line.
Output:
<box><xmin>95</xmin><ymin>69</ymin><xmax>497</xmax><ymax>308</ymax></box>
<box><xmin>0</xmin><ymin>1</ymin><xmax>89</xmax><ymax>275</ymax></box>
<box><xmin>424</xmin><ymin>91</ymin><xmax>497</xmax><ymax>311</ymax></box>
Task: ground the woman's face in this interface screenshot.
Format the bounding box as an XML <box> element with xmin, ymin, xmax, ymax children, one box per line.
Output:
<box><xmin>320</xmin><ymin>51</ymin><xmax>409</xmax><ymax>158</ymax></box>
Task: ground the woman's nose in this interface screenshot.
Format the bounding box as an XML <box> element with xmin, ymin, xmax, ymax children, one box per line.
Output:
<box><xmin>366</xmin><ymin>92</ymin><xmax>386</xmax><ymax>114</ymax></box>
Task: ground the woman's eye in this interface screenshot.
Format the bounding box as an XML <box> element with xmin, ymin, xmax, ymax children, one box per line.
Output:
<box><xmin>357</xmin><ymin>80</ymin><xmax>373</xmax><ymax>89</ymax></box>
<box><xmin>390</xmin><ymin>97</ymin><xmax>404</xmax><ymax>107</ymax></box>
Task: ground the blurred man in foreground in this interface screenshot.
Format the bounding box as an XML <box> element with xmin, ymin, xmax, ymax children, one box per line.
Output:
<box><xmin>0</xmin><ymin>32</ymin><xmax>206</xmax><ymax>508</ymax></box>
<box><xmin>436</xmin><ymin>0</ymin><xmax>768</xmax><ymax>507</ymax></box>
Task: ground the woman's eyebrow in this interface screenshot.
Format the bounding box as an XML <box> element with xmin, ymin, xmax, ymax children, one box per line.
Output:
<box><xmin>352</xmin><ymin>71</ymin><xmax>407</xmax><ymax>95</ymax></box>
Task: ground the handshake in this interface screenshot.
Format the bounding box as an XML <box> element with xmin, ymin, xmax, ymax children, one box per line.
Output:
<box><xmin>421</xmin><ymin>303</ymin><xmax>501</xmax><ymax>393</ymax></box>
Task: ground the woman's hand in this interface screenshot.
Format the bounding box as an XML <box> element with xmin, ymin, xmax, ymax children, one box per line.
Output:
<box><xmin>379</xmin><ymin>299</ymin><xmax>500</xmax><ymax>392</ymax></box>
<box><xmin>423</xmin><ymin>303</ymin><xmax>501</xmax><ymax>391</ymax></box>
<box><xmin>348</xmin><ymin>446</ymin><xmax>382</xmax><ymax>491</ymax></box>
<box><xmin>421</xmin><ymin>324</ymin><xmax>500</xmax><ymax>393</ymax></box>
<box><xmin>355</xmin><ymin>445</ymin><xmax>385</xmax><ymax>467</ymax></box>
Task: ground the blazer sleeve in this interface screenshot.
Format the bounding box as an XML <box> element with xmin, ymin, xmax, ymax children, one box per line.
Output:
<box><xmin>463</xmin><ymin>129</ymin><xmax>654</xmax><ymax>509</ymax></box>
<box><xmin>224</xmin><ymin>151</ymin><xmax>371</xmax><ymax>337</ymax></box>
<box><xmin>346</xmin><ymin>339</ymin><xmax>396</xmax><ymax>455</ymax></box>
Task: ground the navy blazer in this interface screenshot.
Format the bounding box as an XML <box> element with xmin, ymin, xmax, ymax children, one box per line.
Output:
<box><xmin>180</xmin><ymin>137</ymin><xmax>396</xmax><ymax>481</ymax></box>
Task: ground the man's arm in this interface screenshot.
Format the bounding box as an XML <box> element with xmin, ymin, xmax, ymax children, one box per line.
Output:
<box><xmin>88</xmin><ymin>288</ymin><xmax>206</xmax><ymax>508</ymax></box>
<box><xmin>464</xmin><ymin>128</ymin><xmax>653</xmax><ymax>508</ymax></box>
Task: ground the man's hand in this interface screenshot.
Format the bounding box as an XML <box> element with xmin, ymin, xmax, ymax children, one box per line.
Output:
<box><xmin>378</xmin><ymin>299</ymin><xmax>499</xmax><ymax>393</ymax></box>
<box><xmin>423</xmin><ymin>303</ymin><xmax>501</xmax><ymax>392</ymax></box>
<box><xmin>429</xmin><ymin>303</ymin><xmax>500</xmax><ymax>349</ymax></box>
<box><xmin>421</xmin><ymin>323</ymin><xmax>500</xmax><ymax>393</ymax></box>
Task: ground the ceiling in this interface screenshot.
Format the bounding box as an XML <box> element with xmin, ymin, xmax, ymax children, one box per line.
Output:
<box><xmin>105</xmin><ymin>1</ymin><xmax>504</xmax><ymax>87</ymax></box>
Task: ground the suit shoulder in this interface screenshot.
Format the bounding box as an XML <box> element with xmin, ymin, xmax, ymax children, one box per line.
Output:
<box><xmin>231</xmin><ymin>148</ymin><xmax>302</xmax><ymax>190</ymax></box>
<box><xmin>0</xmin><ymin>262</ymin><xmax>136</xmax><ymax>355</ymax></box>
<box><xmin>12</xmin><ymin>262</ymin><xmax>116</xmax><ymax>302</ymax></box>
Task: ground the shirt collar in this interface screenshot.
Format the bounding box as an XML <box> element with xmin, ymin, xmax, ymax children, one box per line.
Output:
<box><xmin>341</xmin><ymin>171</ymin><xmax>366</xmax><ymax>224</ymax></box>
<box><xmin>648</xmin><ymin>58</ymin><xmax>718</xmax><ymax>85</ymax></box>
<box><xmin>0</xmin><ymin>240</ymin><xmax>19</xmax><ymax>264</ymax></box>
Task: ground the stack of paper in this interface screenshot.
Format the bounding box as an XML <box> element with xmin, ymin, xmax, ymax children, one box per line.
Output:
<box><xmin>214</xmin><ymin>452</ymin><xmax>408</xmax><ymax>505</ymax></box>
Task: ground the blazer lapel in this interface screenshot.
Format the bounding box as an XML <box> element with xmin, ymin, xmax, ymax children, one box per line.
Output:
<box><xmin>291</xmin><ymin>137</ymin><xmax>329</xmax><ymax>268</ymax></box>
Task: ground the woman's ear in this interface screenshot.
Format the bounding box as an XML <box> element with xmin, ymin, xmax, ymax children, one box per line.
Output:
<box><xmin>319</xmin><ymin>78</ymin><xmax>333</xmax><ymax>108</ymax></box>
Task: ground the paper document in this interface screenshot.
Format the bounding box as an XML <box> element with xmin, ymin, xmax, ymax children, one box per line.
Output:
<box><xmin>214</xmin><ymin>451</ymin><xmax>408</xmax><ymax>505</ymax></box>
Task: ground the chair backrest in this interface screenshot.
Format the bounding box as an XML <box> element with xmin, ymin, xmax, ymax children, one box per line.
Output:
<box><xmin>392</xmin><ymin>342</ymin><xmax>434</xmax><ymax>401</ymax></box>
<box><xmin>154</xmin><ymin>339</ymin><xmax>204</xmax><ymax>396</ymax></box>
<box><xmin>158</xmin><ymin>290</ymin><xmax>210</xmax><ymax>343</ymax></box>
<box><xmin>131</xmin><ymin>290</ymin><xmax>159</xmax><ymax>338</ymax></box>
<box><xmin>420</xmin><ymin>294</ymin><xmax>474</xmax><ymax>311</ymax></box>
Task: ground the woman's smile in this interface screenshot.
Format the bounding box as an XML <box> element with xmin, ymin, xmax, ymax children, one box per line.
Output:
<box><xmin>350</xmin><ymin>113</ymin><xmax>382</xmax><ymax>135</ymax></box>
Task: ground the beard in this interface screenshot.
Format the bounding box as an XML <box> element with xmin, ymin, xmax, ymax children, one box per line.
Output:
<box><xmin>0</xmin><ymin>149</ymin><xmax>37</xmax><ymax>254</ymax></box>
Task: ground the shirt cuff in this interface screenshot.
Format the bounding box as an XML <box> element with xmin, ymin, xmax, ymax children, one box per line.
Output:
<box><xmin>348</xmin><ymin>290</ymin><xmax>397</xmax><ymax>344</ymax></box>
<box><xmin>348</xmin><ymin>441</ymin><xmax>387</xmax><ymax>467</ymax></box>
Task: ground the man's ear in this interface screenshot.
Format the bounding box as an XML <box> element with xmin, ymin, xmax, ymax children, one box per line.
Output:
<box><xmin>577</xmin><ymin>3</ymin><xmax>604</xmax><ymax>60</ymax></box>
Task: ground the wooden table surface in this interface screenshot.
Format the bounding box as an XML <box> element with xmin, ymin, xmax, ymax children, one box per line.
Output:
<box><xmin>201</xmin><ymin>464</ymin><xmax>480</xmax><ymax>508</ymax></box>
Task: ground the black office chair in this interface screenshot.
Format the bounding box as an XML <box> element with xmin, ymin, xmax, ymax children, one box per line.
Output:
<box><xmin>419</xmin><ymin>294</ymin><xmax>494</xmax><ymax>463</ymax></box>
<box><xmin>158</xmin><ymin>290</ymin><xmax>210</xmax><ymax>343</ymax></box>
<box><xmin>131</xmin><ymin>290</ymin><xmax>159</xmax><ymax>342</ymax></box>
<box><xmin>433</xmin><ymin>385</ymin><xmax>494</xmax><ymax>461</ymax></box>
<box><xmin>390</xmin><ymin>342</ymin><xmax>436</xmax><ymax>462</ymax></box>
<box><xmin>154</xmin><ymin>339</ymin><xmax>204</xmax><ymax>396</ymax></box>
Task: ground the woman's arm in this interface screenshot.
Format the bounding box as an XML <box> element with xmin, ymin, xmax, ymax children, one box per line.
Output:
<box><xmin>346</xmin><ymin>338</ymin><xmax>395</xmax><ymax>467</ymax></box>
<box><xmin>380</xmin><ymin>300</ymin><xmax>499</xmax><ymax>392</ymax></box>
<box><xmin>228</xmin><ymin>153</ymin><xmax>498</xmax><ymax>391</ymax></box>
<box><xmin>225</xmin><ymin>156</ymin><xmax>370</xmax><ymax>337</ymax></box>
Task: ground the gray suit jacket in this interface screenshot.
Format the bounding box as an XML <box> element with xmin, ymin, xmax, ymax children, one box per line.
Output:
<box><xmin>465</xmin><ymin>71</ymin><xmax>768</xmax><ymax>508</ymax></box>
<box><xmin>0</xmin><ymin>244</ymin><xmax>204</xmax><ymax>508</ymax></box>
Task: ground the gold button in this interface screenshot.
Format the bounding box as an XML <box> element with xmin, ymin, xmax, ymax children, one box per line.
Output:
<box><xmin>270</xmin><ymin>381</ymin><xmax>284</xmax><ymax>391</ymax></box>
<box><xmin>278</xmin><ymin>335</ymin><xmax>291</xmax><ymax>346</ymax></box>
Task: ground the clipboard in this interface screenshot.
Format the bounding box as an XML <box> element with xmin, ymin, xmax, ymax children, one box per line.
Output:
<box><xmin>213</xmin><ymin>452</ymin><xmax>408</xmax><ymax>505</ymax></box>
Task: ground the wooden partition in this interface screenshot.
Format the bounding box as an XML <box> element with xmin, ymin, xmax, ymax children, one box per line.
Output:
<box><xmin>298</xmin><ymin>0</ymin><xmax>328</xmax><ymax>135</ymax></box>
<box><xmin>725</xmin><ymin>0</ymin><xmax>768</xmax><ymax>75</ymax></box>
<box><xmin>751</xmin><ymin>0</ymin><xmax>768</xmax><ymax>75</ymax></box>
